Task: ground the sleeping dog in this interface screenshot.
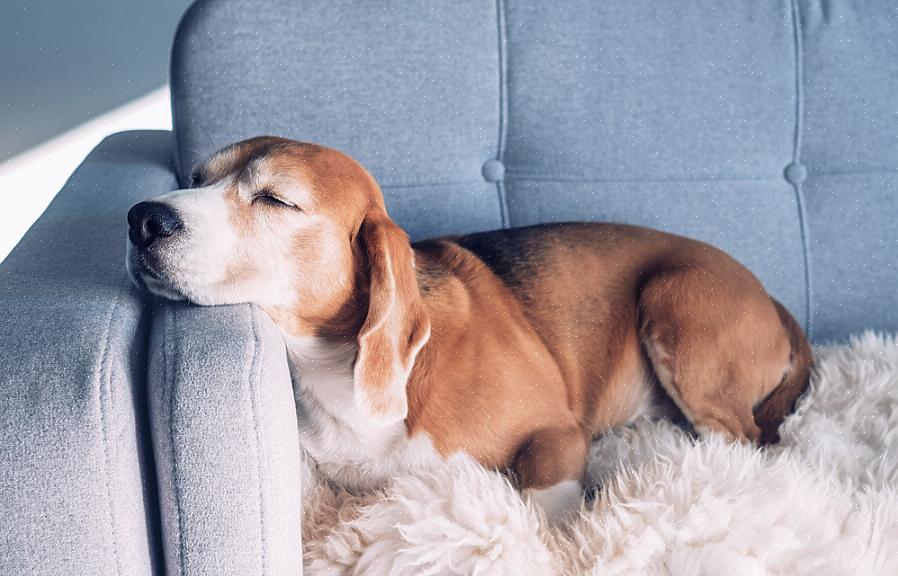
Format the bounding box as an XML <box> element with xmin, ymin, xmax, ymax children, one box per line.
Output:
<box><xmin>126</xmin><ymin>136</ymin><xmax>812</xmax><ymax>520</ymax></box>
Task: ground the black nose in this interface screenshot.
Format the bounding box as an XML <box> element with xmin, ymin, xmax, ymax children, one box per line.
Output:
<box><xmin>127</xmin><ymin>201</ymin><xmax>183</xmax><ymax>248</ymax></box>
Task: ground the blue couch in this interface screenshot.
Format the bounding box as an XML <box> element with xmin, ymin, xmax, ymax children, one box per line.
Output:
<box><xmin>2</xmin><ymin>0</ymin><xmax>896</xmax><ymax>573</ymax></box>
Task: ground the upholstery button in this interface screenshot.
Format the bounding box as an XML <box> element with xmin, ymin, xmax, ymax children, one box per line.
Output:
<box><xmin>481</xmin><ymin>158</ymin><xmax>505</xmax><ymax>182</ymax></box>
<box><xmin>784</xmin><ymin>162</ymin><xmax>807</xmax><ymax>185</ymax></box>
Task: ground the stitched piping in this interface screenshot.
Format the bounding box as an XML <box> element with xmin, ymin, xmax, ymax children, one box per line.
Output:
<box><xmin>375</xmin><ymin>167</ymin><xmax>898</xmax><ymax>189</ymax></box>
<box><xmin>165</xmin><ymin>304</ymin><xmax>187</xmax><ymax>576</ymax></box>
<box><xmin>503</xmin><ymin>172</ymin><xmax>788</xmax><ymax>184</ymax></box>
<box><xmin>377</xmin><ymin>166</ymin><xmax>898</xmax><ymax>189</ymax></box>
<box><xmin>248</xmin><ymin>307</ymin><xmax>268</xmax><ymax>574</ymax></box>
<box><xmin>790</xmin><ymin>0</ymin><xmax>814</xmax><ymax>339</ymax></box>
<box><xmin>97</xmin><ymin>281</ymin><xmax>129</xmax><ymax>576</ymax></box>
<box><xmin>495</xmin><ymin>0</ymin><xmax>510</xmax><ymax>228</ymax></box>
<box><xmin>804</xmin><ymin>168</ymin><xmax>898</xmax><ymax>178</ymax></box>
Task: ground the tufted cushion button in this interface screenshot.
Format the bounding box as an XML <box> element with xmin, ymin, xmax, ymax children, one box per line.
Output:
<box><xmin>784</xmin><ymin>162</ymin><xmax>808</xmax><ymax>185</ymax></box>
<box><xmin>481</xmin><ymin>158</ymin><xmax>505</xmax><ymax>182</ymax></box>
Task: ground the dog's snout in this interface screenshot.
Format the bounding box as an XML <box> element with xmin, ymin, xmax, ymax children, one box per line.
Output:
<box><xmin>128</xmin><ymin>201</ymin><xmax>183</xmax><ymax>248</ymax></box>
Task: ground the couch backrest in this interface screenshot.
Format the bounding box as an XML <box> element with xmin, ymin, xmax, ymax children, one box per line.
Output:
<box><xmin>170</xmin><ymin>0</ymin><xmax>898</xmax><ymax>343</ymax></box>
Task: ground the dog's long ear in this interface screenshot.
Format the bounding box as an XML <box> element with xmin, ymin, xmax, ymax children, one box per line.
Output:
<box><xmin>353</xmin><ymin>209</ymin><xmax>431</xmax><ymax>425</ymax></box>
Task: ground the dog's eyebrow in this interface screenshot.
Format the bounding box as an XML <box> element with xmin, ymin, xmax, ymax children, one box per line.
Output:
<box><xmin>237</xmin><ymin>156</ymin><xmax>266</xmax><ymax>187</ymax></box>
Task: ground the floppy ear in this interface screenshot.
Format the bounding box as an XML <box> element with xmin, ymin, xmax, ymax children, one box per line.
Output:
<box><xmin>353</xmin><ymin>210</ymin><xmax>431</xmax><ymax>425</ymax></box>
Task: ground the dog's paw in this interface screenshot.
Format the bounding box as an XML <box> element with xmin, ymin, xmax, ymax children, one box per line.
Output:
<box><xmin>525</xmin><ymin>479</ymin><xmax>582</xmax><ymax>525</ymax></box>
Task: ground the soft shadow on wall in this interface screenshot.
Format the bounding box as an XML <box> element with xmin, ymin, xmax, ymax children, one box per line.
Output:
<box><xmin>0</xmin><ymin>0</ymin><xmax>193</xmax><ymax>261</ymax></box>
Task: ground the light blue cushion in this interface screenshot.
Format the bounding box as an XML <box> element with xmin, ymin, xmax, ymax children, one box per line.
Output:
<box><xmin>171</xmin><ymin>0</ymin><xmax>505</xmax><ymax>240</ymax></box>
<box><xmin>798</xmin><ymin>0</ymin><xmax>898</xmax><ymax>341</ymax></box>
<box><xmin>500</xmin><ymin>0</ymin><xmax>806</xmax><ymax>326</ymax></box>
<box><xmin>171</xmin><ymin>0</ymin><xmax>898</xmax><ymax>343</ymax></box>
<box><xmin>803</xmin><ymin>174</ymin><xmax>898</xmax><ymax>342</ymax></box>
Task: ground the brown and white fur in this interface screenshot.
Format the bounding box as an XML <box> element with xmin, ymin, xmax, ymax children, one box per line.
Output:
<box><xmin>126</xmin><ymin>137</ymin><xmax>813</xmax><ymax>521</ymax></box>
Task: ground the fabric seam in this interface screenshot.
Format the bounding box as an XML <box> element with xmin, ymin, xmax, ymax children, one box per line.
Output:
<box><xmin>382</xmin><ymin>179</ymin><xmax>484</xmax><ymax>189</ymax></box>
<box><xmin>495</xmin><ymin>0</ymin><xmax>510</xmax><ymax>228</ymax></box>
<box><xmin>374</xmin><ymin>166</ymin><xmax>898</xmax><ymax>188</ymax></box>
<box><xmin>790</xmin><ymin>0</ymin><xmax>814</xmax><ymax>338</ymax></box>
<box><xmin>166</xmin><ymin>304</ymin><xmax>187</xmax><ymax>576</ymax></box>
<box><xmin>248</xmin><ymin>307</ymin><xmax>269</xmax><ymax>574</ymax></box>
<box><xmin>97</xmin><ymin>281</ymin><xmax>129</xmax><ymax>576</ymax></box>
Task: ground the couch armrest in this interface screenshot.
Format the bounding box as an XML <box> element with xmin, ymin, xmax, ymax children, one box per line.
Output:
<box><xmin>0</xmin><ymin>131</ymin><xmax>177</xmax><ymax>575</ymax></box>
<box><xmin>148</xmin><ymin>302</ymin><xmax>303</xmax><ymax>576</ymax></box>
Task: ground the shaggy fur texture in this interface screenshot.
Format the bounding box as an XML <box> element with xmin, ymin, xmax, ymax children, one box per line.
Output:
<box><xmin>301</xmin><ymin>333</ymin><xmax>898</xmax><ymax>575</ymax></box>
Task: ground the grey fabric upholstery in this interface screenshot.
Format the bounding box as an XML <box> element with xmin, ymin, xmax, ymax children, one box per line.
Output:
<box><xmin>148</xmin><ymin>302</ymin><xmax>303</xmax><ymax>576</ymax></box>
<box><xmin>0</xmin><ymin>131</ymin><xmax>305</xmax><ymax>576</ymax></box>
<box><xmin>172</xmin><ymin>0</ymin><xmax>898</xmax><ymax>344</ymax></box>
<box><xmin>171</xmin><ymin>0</ymin><xmax>505</xmax><ymax>241</ymax></box>
<box><xmin>0</xmin><ymin>131</ymin><xmax>175</xmax><ymax>575</ymax></box>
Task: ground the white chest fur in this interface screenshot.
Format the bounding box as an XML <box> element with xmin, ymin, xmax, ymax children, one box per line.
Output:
<box><xmin>284</xmin><ymin>335</ymin><xmax>442</xmax><ymax>491</ymax></box>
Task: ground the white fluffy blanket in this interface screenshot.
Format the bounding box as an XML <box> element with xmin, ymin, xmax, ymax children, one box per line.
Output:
<box><xmin>301</xmin><ymin>333</ymin><xmax>898</xmax><ymax>575</ymax></box>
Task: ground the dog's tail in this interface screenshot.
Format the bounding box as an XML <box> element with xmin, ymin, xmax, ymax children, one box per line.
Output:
<box><xmin>753</xmin><ymin>299</ymin><xmax>814</xmax><ymax>445</ymax></box>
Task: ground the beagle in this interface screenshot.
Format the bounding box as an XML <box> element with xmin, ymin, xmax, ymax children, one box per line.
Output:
<box><xmin>127</xmin><ymin>136</ymin><xmax>812</xmax><ymax>521</ymax></box>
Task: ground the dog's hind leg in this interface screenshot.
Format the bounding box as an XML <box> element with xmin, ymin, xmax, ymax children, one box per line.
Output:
<box><xmin>641</xmin><ymin>326</ymin><xmax>761</xmax><ymax>442</ymax></box>
<box><xmin>637</xmin><ymin>265</ymin><xmax>793</xmax><ymax>444</ymax></box>
<box><xmin>514</xmin><ymin>423</ymin><xmax>588</xmax><ymax>523</ymax></box>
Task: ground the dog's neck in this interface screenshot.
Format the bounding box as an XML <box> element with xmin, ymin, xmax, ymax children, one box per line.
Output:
<box><xmin>283</xmin><ymin>333</ymin><xmax>359</xmax><ymax>419</ymax></box>
<box><xmin>280</xmin><ymin>327</ymin><xmax>446</xmax><ymax>491</ymax></box>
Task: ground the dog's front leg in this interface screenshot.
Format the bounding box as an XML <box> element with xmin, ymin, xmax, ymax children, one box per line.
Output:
<box><xmin>514</xmin><ymin>424</ymin><xmax>588</xmax><ymax>524</ymax></box>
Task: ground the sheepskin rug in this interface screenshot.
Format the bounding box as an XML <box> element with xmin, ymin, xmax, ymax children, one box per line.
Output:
<box><xmin>301</xmin><ymin>333</ymin><xmax>898</xmax><ymax>575</ymax></box>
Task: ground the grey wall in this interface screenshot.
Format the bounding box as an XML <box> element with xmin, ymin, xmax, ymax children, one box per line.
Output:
<box><xmin>0</xmin><ymin>1</ymin><xmax>193</xmax><ymax>160</ymax></box>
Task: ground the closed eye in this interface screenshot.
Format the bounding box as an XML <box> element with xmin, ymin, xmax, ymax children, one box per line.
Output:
<box><xmin>252</xmin><ymin>189</ymin><xmax>299</xmax><ymax>210</ymax></box>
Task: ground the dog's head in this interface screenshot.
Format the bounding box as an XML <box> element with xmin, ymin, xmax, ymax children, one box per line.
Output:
<box><xmin>127</xmin><ymin>136</ymin><xmax>430</xmax><ymax>422</ymax></box>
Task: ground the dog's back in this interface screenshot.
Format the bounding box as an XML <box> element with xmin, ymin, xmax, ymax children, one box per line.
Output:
<box><xmin>416</xmin><ymin>222</ymin><xmax>810</xmax><ymax>444</ymax></box>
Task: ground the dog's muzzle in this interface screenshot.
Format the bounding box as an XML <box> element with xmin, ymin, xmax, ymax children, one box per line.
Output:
<box><xmin>127</xmin><ymin>201</ymin><xmax>183</xmax><ymax>249</ymax></box>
